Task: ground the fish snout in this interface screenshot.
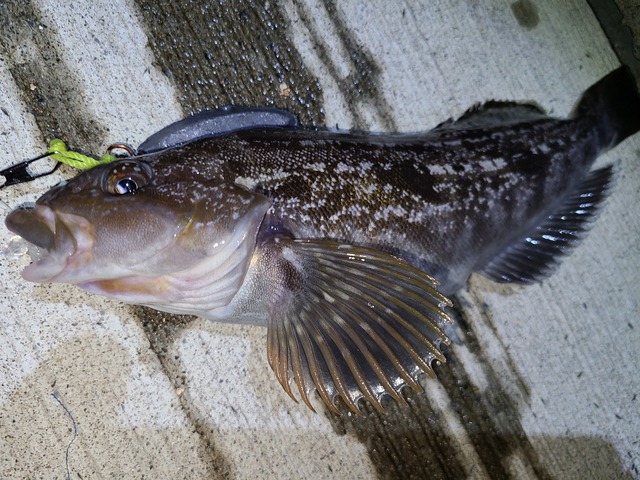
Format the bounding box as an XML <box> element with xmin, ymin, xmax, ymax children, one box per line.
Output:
<box><xmin>6</xmin><ymin>205</ymin><xmax>94</xmax><ymax>283</ymax></box>
<box><xmin>5</xmin><ymin>205</ymin><xmax>55</xmax><ymax>251</ymax></box>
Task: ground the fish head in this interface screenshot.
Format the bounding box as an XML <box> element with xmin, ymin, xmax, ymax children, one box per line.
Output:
<box><xmin>5</xmin><ymin>156</ymin><xmax>271</xmax><ymax>315</ymax></box>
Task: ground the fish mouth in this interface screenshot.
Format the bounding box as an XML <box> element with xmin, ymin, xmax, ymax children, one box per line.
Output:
<box><xmin>5</xmin><ymin>205</ymin><xmax>89</xmax><ymax>283</ymax></box>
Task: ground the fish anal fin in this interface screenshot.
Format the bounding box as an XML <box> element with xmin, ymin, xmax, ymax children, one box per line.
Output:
<box><xmin>480</xmin><ymin>165</ymin><xmax>615</xmax><ymax>284</ymax></box>
<box><xmin>264</xmin><ymin>239</ymin><xmax>453</xmax><ymax>415</ymax></box>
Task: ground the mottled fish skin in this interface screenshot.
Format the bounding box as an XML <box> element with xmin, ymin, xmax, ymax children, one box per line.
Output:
<box><xmin>135</xmin><ymin>107</ymin><xmax>603</xmax><ymax>295</ymax></box>
<box><xmin>5</xmin><ymin>67</ymin><xmax>640</xmax><ymax>414</ymax></box>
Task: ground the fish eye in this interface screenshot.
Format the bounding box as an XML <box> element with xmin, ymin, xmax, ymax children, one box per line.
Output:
<box><xmin>114</xmin><ymin>177</ymin><xmax>139</xmax><ymax>194</ymax></box>
<box><xmin>103</xmin><ymin>161</ymin><xmax>153</xmax><ymax>195</ymax></box>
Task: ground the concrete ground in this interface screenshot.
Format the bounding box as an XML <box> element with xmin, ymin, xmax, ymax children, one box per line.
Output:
<box><xmin>0</xmin><ymin>1</ymin><xmax>638</xmax><ymax>479</ymax></box>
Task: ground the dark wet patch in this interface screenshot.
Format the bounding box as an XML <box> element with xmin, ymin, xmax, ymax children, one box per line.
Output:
<box><xmin>587</xmin><ymin>0</ymin><xmax>640</xmax><ymax>81</ymax></box>
<box><xmin>133</xmin><ymin>0</ymin><xmax>324</xmax><ymax>127</ymax></box>
<box><xmin>0</xmin><ymin>1</ymin><xmax>106</xmax><ymax>151</ymax></box>
<box><xmin>290</xmin><ymin>0</ymin><xmax>397</xmax><ymax>131</ymax></box>
<box><xmin>511</xmin><ymin>0</ymin><xmax>540</xmax><ymax>30</ymax></box>
<box><xmin>537</xmin><ymin>435</ymin><xmax>636</xmax><ymax>479</ymax></box>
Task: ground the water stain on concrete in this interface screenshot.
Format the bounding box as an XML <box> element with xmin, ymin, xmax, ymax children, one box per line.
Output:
<box><xmin>0</xmin><ymin>1</ymin><xmax>107</xmax><ymax>151</ymax></box>
<box><xmin>134</xmin><ymin>0</ymin><xmax>324</xmax><ymax>127</ymax></box>
<box><xmin>511</xmin><ymin>0</ymin><xmax>540</xmax><ymax>30</ymax></box>
<box><xmin>289</xmin><ymin>0</ymin><xmax>397</xmax><ymax>131</ymax></box>
<box><xmin>132</xmin><ymin>306</ymin><xmax>236</xmax><ymax>478</ymax></box>
<box><xmin>588</xmin><ymin>0</ymin><xmax>640</xmax><ymax>80</ymax></box>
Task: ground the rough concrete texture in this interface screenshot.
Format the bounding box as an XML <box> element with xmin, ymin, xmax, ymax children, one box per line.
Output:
<box><xmin>0</xmin><ymin>1</ymin><xmax>638</xmax><ymax>479</ymax></box>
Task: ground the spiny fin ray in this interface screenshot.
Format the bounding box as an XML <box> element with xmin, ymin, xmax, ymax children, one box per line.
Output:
<box><xmin>481</xmin><ymin>166</ymin><xmax>614</xmax><ymax>284</ymax></box>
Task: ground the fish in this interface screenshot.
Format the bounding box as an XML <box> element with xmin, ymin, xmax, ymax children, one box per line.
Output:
<box><xmin>5</xmin><ymin>67</ymin><xmax>640</xmax><ymax>415</ymax></box>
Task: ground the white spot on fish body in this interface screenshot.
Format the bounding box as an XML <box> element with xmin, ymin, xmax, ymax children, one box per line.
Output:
<box><xmin>373</xmin><ymin>205</ymin><xmax>408</xmax><ymax>222</ymax></box>
<box><xmin>538</xmin><ymin>143</ymin><xmax>551</xmax><ymax>153</ymax></box>
<box><xmin>349</xmin><ymin>204</ymin><xmax>370</xmax><ymax>216</ymax></box>
<box><xmin>428</xmin><ymin>164</ymin><xmax>448</xmax><ymax>175</ymax></box>
<box><xmin>235</xmin><ymin>171</ymin><xmax>290</xmax><ymax>190</ymax></box>
<box><xmin>430</xmin><ymin>162</ymin><xmax>472</xmax><ymax>176</ymax></box>
<box><xmin>303</xmin><ymin>162</ymin><xmax>326</xmax><ymax>172</ymax></box>
<box><xmin>363</xmin><ymin>184</ymin><xmax>376</xmax><ymax>195</ymax></box>
<box><xmin>282</xmin><ymin>245</ymin><xmax>303</xmax><ymax>271</ymax></box>
<box><xmin>478</xmin><ymin>158</ymin><xmax>507</xmax><ymax>171</ymax></box>
<box><xmin>358</xmin><ymin>161</ymin><xmax>373</xmax><ymax>174</ymax></box>
<box><xmin>407</xmin><ymin>209</ymin><xmax>424</xmax><ymax>223</ymax></box>
<box><xmin>335</xmin><ymin>162</ymin><xmax>354</xmax><ymax>174</ymax></box>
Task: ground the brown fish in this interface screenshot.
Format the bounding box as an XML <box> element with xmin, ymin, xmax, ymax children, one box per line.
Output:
<box><xmin>6</xmin><ymin>67</ymin><xmax>640</xmax><ymax>414</ymax></box>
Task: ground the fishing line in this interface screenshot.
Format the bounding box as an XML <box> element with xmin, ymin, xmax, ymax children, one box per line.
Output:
<box><xmin>47</xmin><ymin>139</ymin><xmax>116</xmax><ymax>170</ymax></box>
<box><xmin>51</xmin><ymin>390</ymin><xmax>77</xmax><ymax>480</ymax></box>
<box><xmin>1</xmin><ymin>139</ymin><xmax>115</xmax><ymax>189</ymax></box>
<box><xmin>0</xmin><ymin>198</ymin><xmax>10</xmax><ymax>213</ymax></box>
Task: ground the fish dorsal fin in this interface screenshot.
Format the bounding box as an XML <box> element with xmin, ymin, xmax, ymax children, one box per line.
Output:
<box><xmin>480</xmin><ymin>165</ymin><xmax>615</xmax><ymax>284</ymax></box>
<box><xmin>138</xmin><ymin>106</ymin><xmax>298</xmax><ymax>153</ymax></box>
<box><xmin>433</xmin><ymin>101</ymin><xmax>547</xmax><ymax>132</ymax></box>
<box><xmin>264</xmin><ymin>239</ymin><xmax>453</xmax><ymax>415</ymax></box>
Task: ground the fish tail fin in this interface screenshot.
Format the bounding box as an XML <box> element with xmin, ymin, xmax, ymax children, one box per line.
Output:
<box><xmin>572</xmin><ymin>66</ymin><xmax>640</xmax><ymax>150</ymax></box>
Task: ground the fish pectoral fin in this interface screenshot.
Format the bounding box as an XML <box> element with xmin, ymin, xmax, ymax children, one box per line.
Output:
<box><xmin>480</xmin><ymin>165</ymin><xmax>615</xmax><ymax>284</ymax></box>
<box><xmin>433</xmin><ymin>101</ymin><xmax>546</xmax><ymax>132</ymax></box>
<box><xmin>264</xmin><ymin>239</ymin><xmax>453</xmax><ymax>415</ymax></box>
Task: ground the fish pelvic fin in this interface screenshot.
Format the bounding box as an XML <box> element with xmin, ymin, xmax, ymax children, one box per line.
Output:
<box><xmin>480</xmin><ymin>165</ymin><xmax>615</xmax><ymax>284</ymax></box>
<box><xmin>263</xmin><ymin>239</ymin><xmax>453</xmax><ymax>415</ymax></box>
<box><xmin>572</xmin><ymin>66</ymin><xmax>640</xmax><ymax>150</ymax></box>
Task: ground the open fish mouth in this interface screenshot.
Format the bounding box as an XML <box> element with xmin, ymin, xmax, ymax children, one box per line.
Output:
<box><xmin>5</xmin><ymin>205</ymin><xmax>89</xmax><ymax>283</ymax></box>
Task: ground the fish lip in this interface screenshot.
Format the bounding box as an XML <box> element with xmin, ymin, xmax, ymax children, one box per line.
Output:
<box><xmin>5</xmin><ymin>205</ymin><xmax>55</xmax><ymax>250</ymax></box>
<box><xmin>5</xmin><ymin>205</ymin><xmax>79</xmax><ymax>283</ymax></box>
